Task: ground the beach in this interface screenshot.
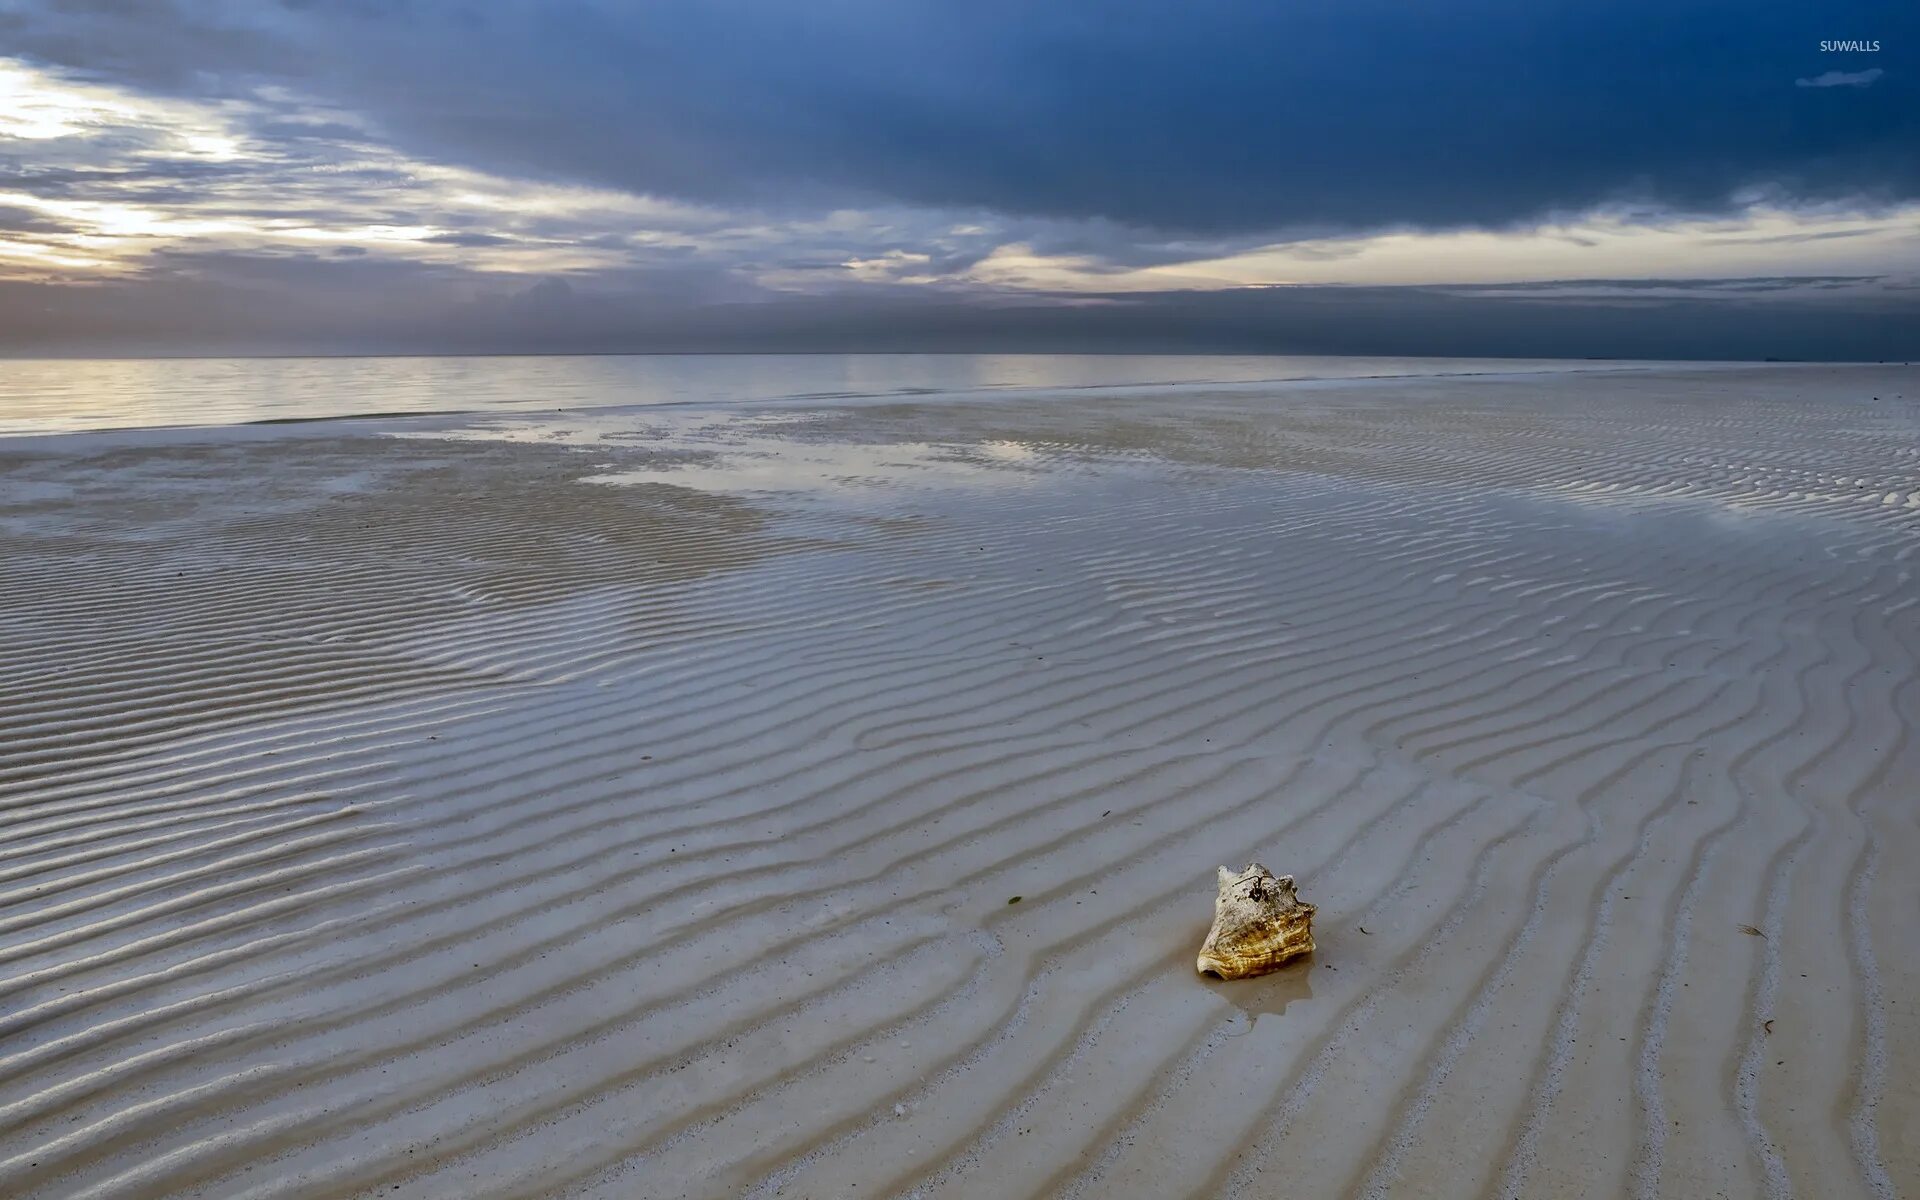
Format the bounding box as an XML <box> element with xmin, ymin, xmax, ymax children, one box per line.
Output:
<box><xmin>1</xmin><ymin>362</ymin><xmax>1916</xmax><ymax>1198</ymax></box>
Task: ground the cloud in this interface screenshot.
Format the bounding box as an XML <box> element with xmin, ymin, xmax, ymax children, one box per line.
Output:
<box><xmin>1704</xmin><ymin>226</ymin><xmax>1883</xmax><ymax>245</ymax></box>
<box><xmin>1439</xmin><ymin>275</ymin><xmax>1883</xmax><ymax>293</ymax></box>
<box><xmin>1796</xmin><ymin>69</ymin><xmax>1886</xmax><ymax>88</ymax></box>
<box><xmin>1</xmin><ymin>249</ymin><xmax>1914</xmax><ymax>361</ymax></box>
<box><xmin>0</xmin><ymin>4</ymin><xmax>1917</xmax><ymax>354</ymax></box>
<box><xmin>4</xmin><ymin>1</ymin><xmax>1916</xmax><ymax>238</ymax></box>
<box><xmin>422</xmin><ymin>232</ymin><xmax>516</xmax><ymax>247</ymax></box>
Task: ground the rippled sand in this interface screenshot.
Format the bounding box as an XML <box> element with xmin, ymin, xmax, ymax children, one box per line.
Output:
<box><xmin>2</xmin><ymin>364</ymin><xmax>1916</xmax><ymax>1198</ymax></box>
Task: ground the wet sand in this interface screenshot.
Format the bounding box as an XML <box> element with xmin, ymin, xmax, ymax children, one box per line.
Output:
<box><xmin>1</xmin><ymin>364</ymin><xmax>1916</xmax><ymax>1198</ymax></box>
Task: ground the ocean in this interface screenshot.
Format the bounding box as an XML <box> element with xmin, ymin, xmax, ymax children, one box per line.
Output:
<box><xmin>0</xmin><ymin>352</ymin><xmax>1691</xmax><ymax>436</ymax></box>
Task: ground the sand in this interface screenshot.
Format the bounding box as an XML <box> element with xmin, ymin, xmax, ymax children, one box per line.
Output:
<box><xmin>0</xmin><ymin>363</ymin><xmax>1915</xmax><ymax>1198</ymax></box>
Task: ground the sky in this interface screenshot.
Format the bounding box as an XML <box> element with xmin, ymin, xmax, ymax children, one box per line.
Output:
<box><xmin>0</xmin><ymin>0</ymin><xmax>1915</xmax><ymax>359</ymax></box>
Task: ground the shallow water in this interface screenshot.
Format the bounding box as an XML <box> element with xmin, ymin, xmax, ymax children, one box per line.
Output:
<box><xmin>1</xmin><ymin>365</ymin><xmax>1917</xmax><ymax>1198</ymax></box>
<box><xmin>0</xmin><ymin>351</ymin><xmax>1708</xmax><ymax>435</ymax></box>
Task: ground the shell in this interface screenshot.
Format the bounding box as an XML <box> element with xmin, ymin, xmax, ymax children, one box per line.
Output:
<box><xmin>1196</xmin><ymin>863</ymin><xmax>1316</xmax><ymax>979</ymax></box>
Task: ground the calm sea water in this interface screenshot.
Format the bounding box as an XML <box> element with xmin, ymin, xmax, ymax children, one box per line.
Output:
<box><xmin>0</xmin><ymin>353</ymin><xmax>1676</xmax><ymax>436</ymax></box>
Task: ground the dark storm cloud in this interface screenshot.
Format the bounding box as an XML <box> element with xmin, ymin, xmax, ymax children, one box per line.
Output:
<box><xmin>6</xmin><ymin>0</ymin><xmax>1916</xmax><ymax>236</ymax></box>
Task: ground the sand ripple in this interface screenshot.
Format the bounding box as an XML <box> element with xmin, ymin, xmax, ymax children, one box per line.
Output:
<box><xmin>1</xmin><ymin>365</ymin><xmax>1916</xmax><ymax>1198</ymax></box>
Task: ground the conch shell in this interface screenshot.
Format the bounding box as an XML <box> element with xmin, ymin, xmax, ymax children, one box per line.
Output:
<box><xmin>1196</xmin><ymin>863</ymin><xmax>1316</xmax><ymax>979</ymax></box>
